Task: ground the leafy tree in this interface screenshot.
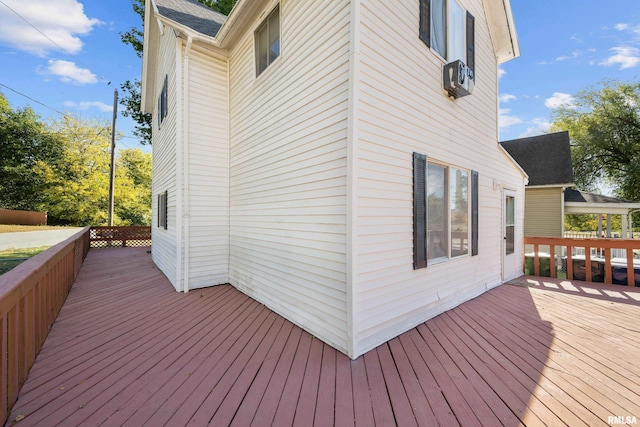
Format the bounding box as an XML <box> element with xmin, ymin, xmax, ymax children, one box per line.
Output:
<box><xmin>35</xmin><ymin>115</ymin><xmax>152</xmax><ymax>226</ymax></box>
<box><xmin>0</xmin><ymin>93</ymin><xmax>65</xmax><ymax>210</ymax></box>
<box><xmin>116</xmin><ymin>148</ymin><xmax>152</xmax><ymax>225</ymax></box>
<box><xmin>120</xmin><ymin>0</ymin><xmax>238</xmax><ymax>144</ymax></box>
<box><xmin>550</xmin><ymin>80</ymin><xmax>640</xmax><ymax>201</ymax></box>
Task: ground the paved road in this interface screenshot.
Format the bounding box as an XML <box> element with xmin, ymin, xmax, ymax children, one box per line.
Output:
<box><xmin>0</xmin><ymin>228</ymin><xmax>83</xmax><ymax>251</ymax></box>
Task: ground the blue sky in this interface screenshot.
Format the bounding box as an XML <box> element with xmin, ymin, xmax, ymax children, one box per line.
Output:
<box><xmin>0</xmin><ymin>0</ymin><xmax>639</xmax><ymax>147</ymax></box>
<box><xmin>500</xmin><ymin>0</ymin><xmax>640</xmax><ymax>141</ymax></box>
<box><xmin>0</xmin><ymin>0</ymin><xmax>144</xmax><ymax>150</ymax></box>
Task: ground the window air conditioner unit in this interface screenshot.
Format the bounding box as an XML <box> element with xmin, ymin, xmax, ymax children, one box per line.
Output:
<box><xmin>443</xmin><ymin>60</ymin><xmax>472</xmax><ymax>99</ymax></box>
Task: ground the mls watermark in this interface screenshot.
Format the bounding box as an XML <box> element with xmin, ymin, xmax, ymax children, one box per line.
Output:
<box><xmin>609</xmin><ymin>415</ymin><xmax>638</xmax><ymax>425</ymax></box>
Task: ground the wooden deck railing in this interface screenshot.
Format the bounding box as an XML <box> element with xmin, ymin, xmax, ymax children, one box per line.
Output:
<box><xmin>89</xmin><ymin>226</ymin><xmax>151</xmax><ymax>248</ymax></box>
<box><xmin>524</xmin><ymin>236</ymin><xmax>640</xmax><ymax>286</ymax></box>
<box><xmin>0</xmin><ymin>227</ymin><xmax>90</xmax><ymax>422</ymax></box>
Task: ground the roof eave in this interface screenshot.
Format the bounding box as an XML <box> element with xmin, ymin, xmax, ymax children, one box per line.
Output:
<box><xmin>141</xmin><ymin>0</ymin><xmax>160</xmax><ymax>114</ymax></box>
<box><xmin>527</xmin><ymin>183</ymin><xmax>575</xmax><ymax>189</ymax></box>
<box><xmin>498</xmin><ymin>143</ymin><xmax>529</xmax><ymax>184</ymax></box>
<box><xmin>484</xmin><ymin>0</ymin><xmax>520</xmax><ymax>64</ymax></box>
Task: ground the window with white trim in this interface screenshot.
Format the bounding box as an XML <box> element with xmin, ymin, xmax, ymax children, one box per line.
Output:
<box><xmin>419</xmin><ymin>0</ymin><xmax>475</xmax><ymax>77</ymax></box>
<box><xmin>255</xmin><ymin>5</ymin><xmax>280</xmax><ymax>76</ymax></box>
<box><xmin>413</xmin><ymin>153</ymin><xmax>478</xmax><ymax>268</ymax></box>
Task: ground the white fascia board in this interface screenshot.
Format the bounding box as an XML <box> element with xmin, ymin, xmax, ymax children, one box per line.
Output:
<box><xmin>565</xmin><ymin>202</ymin><xmax>640</xmax><ymax>215</ymax></box>
<box><xmin>483</xmin><ymin>0</ymin><xmax>520</xmax><ymax>63</ymax></box>
<box><xmin>498</xmin><ymin>143</ymin><xmax>528</xmax><ymax>182</ymax></box>
<box><xmin>141</xmin><ymin>0</ymin><xmax>159</xmax><ymax>114</ymax></box>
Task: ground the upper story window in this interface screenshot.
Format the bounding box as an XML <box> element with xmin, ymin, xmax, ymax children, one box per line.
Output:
<box><xmin>158</xmin><ymin>75</ymin><xmax>168</xmax><ymax>127</ymax></box>
<box><xmin>255</xmin><ymin>5</ymin><xmax>280</xmax><ymax>76</ymax></box>
<box><xmin>420</xmin><ymin>0</ymin><xmax>475</xmax><ymax>77</ymax></box>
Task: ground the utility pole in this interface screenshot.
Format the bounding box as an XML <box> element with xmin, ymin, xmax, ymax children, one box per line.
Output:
<box><xmin>107</xmin><ymin>89</ymin><xmax>118</xmax><ymax>227</ymax></box>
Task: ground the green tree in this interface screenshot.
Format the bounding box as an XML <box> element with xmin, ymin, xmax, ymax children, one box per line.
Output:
<box><xmin>0</xmin><ymin>93</ymin><xmax>65</xmax><ymax>211</ymax></box>
<box><xmin>550</xmin><ymin>80</ymin><xmax>640</xmax><ymax>201</ymax></box>
<box><xmin>116</xmin><ymin>148</ymin><xmax>152</xmax><ymax>225</ymax></box>
<box><xmin>36</xmin><ymin>116</ymin><xmax>152</xmax><ymax>226</ymax></box>
<box><xmin>120</xmin><ymin>0</ymin><xmax>238</xmax><ymax>144</ymax></box>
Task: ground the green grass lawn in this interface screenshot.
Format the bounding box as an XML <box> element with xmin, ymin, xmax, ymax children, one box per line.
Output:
<box><xmin>0</xmin><ymin>246</ymin><xmax>50</xmax><ymax>276</ymax></box>
<box><xmin>0</xmin><ymin>224</ymin><xmax>71</xmax><ymax>233</ymax></box>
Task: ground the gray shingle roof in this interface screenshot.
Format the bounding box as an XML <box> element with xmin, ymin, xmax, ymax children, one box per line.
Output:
<box><xmin>564</xmin><ymin>189</ymin><xmax>637</xmax><ymax>204</ymax></box>
<box><xmin>156</xmin><ymin>0</ymin><xmax>227</xmax><ymax>38</ymax></box>
<box><xmin>500</xmin><ymin>131</ymin><xmax>575</xmax><ymax>186</ymax></box>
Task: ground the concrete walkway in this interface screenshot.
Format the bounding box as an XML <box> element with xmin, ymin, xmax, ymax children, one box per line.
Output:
<box><xmin>0</xmin><ymin>228</ymin><xmax>83</xmax><ymax>251</ymax></box>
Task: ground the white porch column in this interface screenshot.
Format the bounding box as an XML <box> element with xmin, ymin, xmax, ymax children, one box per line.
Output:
<box><xmin>598</xmin><ymin>215</ymin><xmax>603</xmax><ymax>238</ymax></box>
<box><xmin>622</xmin><ymin>213</ymin><xmax>628</xmax><ymax>238</ymax></box>
<box><xmin>606</xmin><ymin>214</ymin><xmax>612</xmax><ymax>237</ymax></box>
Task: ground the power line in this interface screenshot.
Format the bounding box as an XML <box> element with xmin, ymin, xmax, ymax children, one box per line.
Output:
<box><xmin>0</xmin><ymin>82</ymin><xmax>146</xmax><ymax>146</ymax></box>
<box><xmin>0</xmin><ymin>82</ymin><xmax>65</xmax><ymax>115</ymax></box>
<box><xmin>0</xmin><ymin>0</ymin><xmax>111</xmax><ymax>85</ymax></box>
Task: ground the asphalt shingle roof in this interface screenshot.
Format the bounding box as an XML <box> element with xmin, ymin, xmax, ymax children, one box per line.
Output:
<box><xmin>500</xmin><ymin>131</ymin><xmax>575</xmax><ymax>186</ymax></box>
<box><xmin>564</xmin><ymin>189</ymin><xmax>637</xmax><ymax>204</ymax></box>
<box><xmin>156</xmin><ymin>0</ymin><xmax>227</xmax><ymax>38</ymax></box>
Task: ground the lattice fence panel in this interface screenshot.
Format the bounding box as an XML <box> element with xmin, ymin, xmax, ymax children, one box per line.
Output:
<box><xmin>90</xmin><ymin>227</ymin><xmax>151</xmax><ymax>248</ymax></box>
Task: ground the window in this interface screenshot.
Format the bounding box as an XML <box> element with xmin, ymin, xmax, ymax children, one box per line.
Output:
<box><xmin>419</xmin><ymin>0</ymin><xmax>475</xmax><ymax>77</ymax></box>
<box><xmin>505</xmin><ymin>195</ymin><xmax>515</xmax><ymax>255</ymax></box>
<box><xmin>255</xmin><ymin>5</ymin><xmax>280</xmax><ymax>76</ymax></box>
<box><xmin>158</xmin><ymin>191</ymin><xmax>167</xmax><ymax>230</ymax></box>
<box><xmin>158</xmin><ymin>75</ymin><xmax>168</xmax><ymax>127</ymax></box>
<box><xmin>413</xmin><ymin>152</ymin><xmax>478</xmax><ymax>268</ymax></box>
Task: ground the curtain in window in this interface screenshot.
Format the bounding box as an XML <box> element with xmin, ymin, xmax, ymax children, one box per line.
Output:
<box><xmin>450</xmin><ymin>168</ymin><xmax>469</xmax><ymax>257</ymax></box>
<box><xmin>431</xmin><ymin>0</ymin><xmax>446</xmax><ymax>58</ymax></box>
<box><xmin>427</xmin><ymin>163</ymin><xmax>447</xmax><ymax>260</ymax></box>
<box><xmin>448</xmin><ymin>0</ymin><xmax>465</xmax><ymax>62</ymax></box>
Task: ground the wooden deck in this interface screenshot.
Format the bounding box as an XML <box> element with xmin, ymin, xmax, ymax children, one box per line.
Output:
<box><xmin>7</xmin><ymin>248</ymin><xmax>640</xmax><ymax>426</ymax></box>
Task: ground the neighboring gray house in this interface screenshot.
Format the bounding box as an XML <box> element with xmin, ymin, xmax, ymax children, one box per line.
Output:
<box><xmin>501</xmin><ymin>131</ymin><xmax>574</xmax><ymax>237</ymax></box>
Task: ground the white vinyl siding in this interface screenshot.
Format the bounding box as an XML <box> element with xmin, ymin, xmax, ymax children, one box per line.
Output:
<box><xmin>524</xmin><ymin>187</ymin><xmax>563</xmax><ymax>237</ymax></box>
<box><xmin>352</xmin><ymin>0</ymin><xmax>525</xmax><ymax>356</ymax></box>
<box><xmin>228</xmin><ymin>0</ymin><xmax>351</xmax><ymax>353</ymax></box>
<box><xmin>152</xmin><ymin>29</ymin><xmax>180</xmax><ymax>290</ymax></box>
<box><xmin>184</xmin><ymin>45</ymin><xmax>230</xmax><ymax>289</ymax></box>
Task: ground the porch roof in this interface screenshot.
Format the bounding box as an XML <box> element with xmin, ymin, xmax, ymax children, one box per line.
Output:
<box><xmin>565</xmin><ymin>188</ymin><xmax>640</xmax><ymax>215</ymax></box>
<box><xmin>7</xmin><ymin>247</ymin><xmax>640</xmax><ymax>425</ymax></box>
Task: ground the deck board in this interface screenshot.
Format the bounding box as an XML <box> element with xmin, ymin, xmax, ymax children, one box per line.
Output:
<box><xmin>6</xmin><ymin>250</ymin><xmax>640</xmax><ymax>426</ymax></box>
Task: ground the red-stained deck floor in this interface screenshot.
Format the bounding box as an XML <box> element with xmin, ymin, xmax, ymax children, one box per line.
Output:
<box><xmin>7</xmin><ymin>247</ymin><xmax>640</xmax><ymax>426</ymax></box>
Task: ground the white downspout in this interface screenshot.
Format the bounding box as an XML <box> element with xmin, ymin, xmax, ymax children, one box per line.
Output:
<box><xmin>561</xmin><ymin>187</ymin><xmax>566</xmax><ymax>237</ymax></box>
<box><xmin>175</xmin><ymin>33</ymin><xmax>183</xmax><ymax>291</ymax></box>
<box><xmin>182</xmin><ymin>35</ymin><xmax>193</xmax><ymax>293</ymax></box>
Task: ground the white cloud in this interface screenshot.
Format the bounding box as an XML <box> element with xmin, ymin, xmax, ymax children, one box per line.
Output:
<box><xmin>499</xmin><ymin>108</ymin><xmax>522</xmax><ymax>128</ymax></box>
<box><xmin>600</xmin><ymin>46</ymin><xmax>640</xmax><ymax>69</ymax></box>
<box><xmin>44</xmin><ymin>59</ymin><xmax>97</xmax><ymax>85</ymax></box>
<box><xmin>545</xmin><ymin>92</ymin><xmax>576</xmax><ymax>109</ymax></box>
<box><xmin>499</xmin><ymin>94</ymin><xmax>517</xmax><ymax>103</ymax></box>
<box><xmin>615</xmin><ymin>23</ymin><xmax>630</xmax><ymax>31</ymax></box>
<box><xmin>0</xmin><ymin>0</ymin><xmax>101</xmax><ymax>56</ymax></box>
<box><xmin>498</xmin><ymin>68</ymin><xmax>506</xmax><ymax>79</ymax></box>
<box><xmin>518</xmin><ymin>118</ymin><xmax>552</xmax><ymax>138</ymax></box>
<box><xmin>63</xmin><ymin>100</ymin><xmax>112</xmax><ymax>112</ymax></box>
<box><xmin>556</xmin><ymin>50</ymin><xmax>581</xmax><ymax>61</ymax></box>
